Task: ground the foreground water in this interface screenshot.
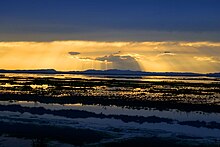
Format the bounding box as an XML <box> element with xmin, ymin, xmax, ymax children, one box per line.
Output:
<box><xmin>0</xmin><ymin>74</ymin><xmax>220</xmax><ymax>146</ymax></box>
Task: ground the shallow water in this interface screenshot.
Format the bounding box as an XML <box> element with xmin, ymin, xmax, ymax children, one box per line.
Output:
<box><xmin>0</xmin><ymin>74</ymin><xmax>220</xmax><ymax>146</ymax></box>
<box><xmin>1</xmin><ymin>100</ymin><xmax>220</xmax><ymax>123</ymax></box>
<box><xmin>2</xmin><ymin>73</ymin><xmax>220</xmax><ymax>83</ymax></box>
<box><xmin>1</xmin><ymin>100</ymin><xmax>220</xmax><ymax>140</ymax></box>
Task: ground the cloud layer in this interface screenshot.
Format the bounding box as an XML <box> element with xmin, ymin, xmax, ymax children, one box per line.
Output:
<box><xmin>68</xmin><ymin>52</ymin><xmax>80</xmax><ymax>56</ymax></box>
<box><xmin>0</xmin><ymin>0</ymin><xmax>220</xmax><ymax>41</ymax></box>
<box><xmin>96</xmin><ymin>53</ymin><xmax>141</xmax><ymax>71</ymax></box>
<box><xmin>0</xmin><ymin>41</ymin><xmax>220</xmax><ymax>73</ymax></box>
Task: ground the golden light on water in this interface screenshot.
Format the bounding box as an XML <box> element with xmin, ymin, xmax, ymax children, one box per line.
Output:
<box><xmin>0</xmin><ymin>41</ymin><xmax>220</xmax><ymax>73</ymax></box>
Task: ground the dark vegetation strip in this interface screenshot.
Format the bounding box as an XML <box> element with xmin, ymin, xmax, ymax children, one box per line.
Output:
<box><xmin>1</xmin><ymin>76</ymin><xmax>220</xmax><ymax>88</ymax></box>
<box><xmin>0</xmin><ymin>94</ymin><xmax>220</xmax><ymax>113</ymax></box>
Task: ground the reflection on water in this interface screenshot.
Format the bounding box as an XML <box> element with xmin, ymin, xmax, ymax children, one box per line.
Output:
<box><xmin>1</xmin><ymin>100</ymin><xmax>220</xmax><ymax>123</ymax></box>
<box><xmin>1</xmin><ymin>100</ymin><xmax>220</xmax><ymax>138</ymax></box>
<box><xmin>2</xmin><ymin>73</ymin><xmax>220</xmax><ymax>83</ymax></box>
<box><xmin>0</xmin><ymin>73</ymin><xmax>220</xmax><ymax>146</ymax></box>
<box><xmin>1</xmin><ymin>73</ymin><xmax>220</xmax><ymax>105</ymax></box>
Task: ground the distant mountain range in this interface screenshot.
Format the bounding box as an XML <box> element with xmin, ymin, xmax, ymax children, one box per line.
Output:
<box><xmin>0</xmin><ymin>69</ymin><xmax>219</xmax><ymax>77</ymax></box>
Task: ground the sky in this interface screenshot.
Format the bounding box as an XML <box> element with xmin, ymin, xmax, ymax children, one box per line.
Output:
<box><xmin>0</xmin><ymin>0</ymin><xmax>220</xmax><ymax>72</ymax></box>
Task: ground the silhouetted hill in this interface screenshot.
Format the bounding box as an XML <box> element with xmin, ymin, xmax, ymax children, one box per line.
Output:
<box><xmin>0</xmin><ymin>69</ymin><xmax>57</xmax><ymax>74</ymax></box>
<box><xmin>81</xmin><ymin>69</ymin><xmax>204</xmax><ymax>76</ymax></box>
<box><xmin>0</xmin><ymin>69</ymin><xmax>219</xmax><ymax>77</ymax></box>
<box><xmin>81</xmin><ymin>69</ymin><xmax>146</xmax><ymax>75</ymax></box>
<box><xmin>206</xmin><ymin>73</ymin><xmax>220</xmax><ymax>77</ymax></box>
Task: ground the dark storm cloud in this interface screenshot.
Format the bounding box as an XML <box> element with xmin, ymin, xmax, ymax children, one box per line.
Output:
<box><xmin>0</xmin><ymin>0</ymin><xmax>220</xmax><ymax>41</ymax></box>
<box><xmin>68</xmin><ymin>52</ymin><xmax>80</xmax><ymax>56</ymax></box>
<box><xmin>96</xmin><ymin>54</ymin><xmax>141</xmax><ymax>71</ymax></box>
<box><xmin>68</xmin><ymin>52</ymin><xmax>93</xmax><ymax>61</ymax></box>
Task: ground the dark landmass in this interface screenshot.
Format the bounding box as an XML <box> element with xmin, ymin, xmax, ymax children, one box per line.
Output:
<box><xmin>0</xmin><ymin>69</ymin><xmax>219</xmax><ymax>77</ymax></box>
<box><xmin>0</xmin><ymin>69</ymin><xmax>58</xmax><ymax>74</ymax></box>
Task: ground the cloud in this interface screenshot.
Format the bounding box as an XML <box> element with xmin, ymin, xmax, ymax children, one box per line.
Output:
<box><xmin>68</xmin><ymin>51</ymin><xmax>95</xmax><ymax>62</ymax></box>
<box><xmin>157</xmin><ymin>51</ymin><xmax>177</xmax><ymax>57</ymax></box>
<box><xmin>194</xmin><ymin>56</ymin><xmax>220</xmax><ymax>63</ymax></box>
<box><xmin>0</xmin><ymin>42</ymin><xmax>23</xmax><ymax>48</ymax></box>
<box><xmin>179</xmin><ymin>42</ymin><xmax>220</xmax><ymax>47</ymax></box>
<box><xmin>112</xmin><ymin>51</ymin><xmax>121</xmax><ymax>55</ymax></box>
<box><xmin>68</xmin><ymin>50</ymin><xmax>142</xmax><ymax>70</ymax></box>
<box><xmin>96</xmin><ymin>53</ymin><xmax>141</xmax><ymax>71</ymax></box>
<box><xmin>68</xmin><ymin>52</ymin><xmax>80</xmax><ymax>56</ymax></box>
<box><xmin>75</xmin><ymin>57</ymin><xmax>94</xmax><ymax>62</ymax></box>
<box><xmin>1</xmin><ymin>1</ymin><xmax>220</xmax><ymax>42</ymax></box>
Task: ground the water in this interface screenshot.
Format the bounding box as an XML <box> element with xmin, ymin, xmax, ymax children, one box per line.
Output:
<box><xmin>2</xmin><ymin>73</ymin><xmax>220</xmax><ymax>83</ymax></box>
<box><xmin>0</xmin><ymin>73</ymin><xmax>220</xmax><ymax>146</ymax></box>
